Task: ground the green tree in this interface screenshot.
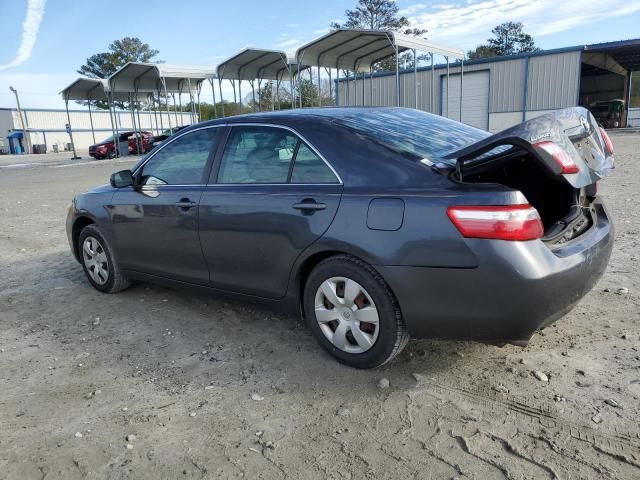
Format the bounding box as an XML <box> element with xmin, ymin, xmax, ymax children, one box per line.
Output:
<box><xmin>467</xmin><ymin>45</ymin><xmax>499</xmax><ymax>60</ymax></box>
<box><xmin>77</xmin><ymin>37</ymin><xmax>161</xmax><ymax>109</ymax></box>
<box><xmin>257</xmin><ymin>81</ymin><xmax>274</xmax><ymax>110</ymax></box>
<box><xmin>331</xmin><ymin>0</ymin><xmax>428</xmax><ymax>71</ymax></box>
<box><xmin>468</xmin><ymin>22</ymin><xmax>539</xmax><ymax>59</ymax></box>
<box><xmin>78</xmin><ymin>37</ymin><xmax>161</xmax><ymax>79</ymax></box>
<box><xmin>296</xmin><ymin>78</ymin><xmax>319</xmax><ymax>108</ymax></box>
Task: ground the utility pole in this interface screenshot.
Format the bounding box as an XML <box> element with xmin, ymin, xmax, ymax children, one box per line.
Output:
<box><xmin>9</xmin><ymin>86</ymin><xmax>31</xmax><ymax>154</ymax></box>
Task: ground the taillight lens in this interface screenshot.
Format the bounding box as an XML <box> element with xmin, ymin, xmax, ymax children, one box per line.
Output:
<box><xmin>447</xmin><ymin>204</ymin><xmax>544</xmax><ymax>241</ymax></box>
<box><xmin>599</xmin><ymin>127</ymin><xmax>614</xmax><ymax>155</ymax></box>
<box><xmin>533</xmin><ymin>141</ymin><xmax>579</xmax><ymax>174</ymax></box>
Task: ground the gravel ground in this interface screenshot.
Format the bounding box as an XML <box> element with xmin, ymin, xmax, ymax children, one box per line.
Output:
<box><xmin>1</xmin><ymin>132</ymin><xmax>639</xmax><ymax>479</ymax></box>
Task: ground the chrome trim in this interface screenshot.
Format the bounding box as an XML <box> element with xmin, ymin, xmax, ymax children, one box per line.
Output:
<box><xmin>138</xmin><ymin>183</ymin><xmax>341</xmax><ymax>189</ymax></box>
<box><xmin>204</xmin><ymin>183</ymin><xmax>341</xmax><ymax>187</ymax></box>
<box><xmin>133</xmin><ymin>121</ymin><xmax>343</xmax><ymax>185</ymax></box>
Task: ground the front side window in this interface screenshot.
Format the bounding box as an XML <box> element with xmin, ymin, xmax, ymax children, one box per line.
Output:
<box><xmin>217</xmin><ymin>126</ymin><xmax>339</xmax><ymax>184</ymax></box>
<box><xmin>140</xmin><ymin>128</ymin><xmax>217</xmax><ymax>185</ymax></box>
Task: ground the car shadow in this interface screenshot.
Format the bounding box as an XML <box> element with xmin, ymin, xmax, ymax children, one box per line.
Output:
<box><xmin>2</xmin><ymin>250</ymin><xmax>500</xmax><ymax>396</ymax></box>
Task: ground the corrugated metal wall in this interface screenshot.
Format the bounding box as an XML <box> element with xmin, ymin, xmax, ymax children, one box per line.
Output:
<box><xmin>488</xmin><ymin>59</ymin><xmax>526</xmax><ymax>112</ymax></box>
<box><xmin>526</xmin><ymin>51</ymin><xmax>581</xmax><ymax>110</ymax></box>
<box><xmin>337</xmin><ymin>50</ymin><xmax>581</xmax><ymax>125</ymax></box>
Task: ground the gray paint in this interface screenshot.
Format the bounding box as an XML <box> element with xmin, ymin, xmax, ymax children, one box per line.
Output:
<box><xmin>366</xmin><ymin>198</ymin><xmax>405</xmax><ymax>231</ymax></box>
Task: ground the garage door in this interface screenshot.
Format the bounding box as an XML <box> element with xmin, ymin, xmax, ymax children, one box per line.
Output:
<box><xmin>441</xmin><ymin>70</ymin><xmax>489</xmax><ymax>130</ymax></box>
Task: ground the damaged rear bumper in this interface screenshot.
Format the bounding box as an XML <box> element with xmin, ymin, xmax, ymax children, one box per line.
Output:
<box><xmin>376</xmin><ymin>199</ymin><xmax>613</xmax><ymax>344</ymax></box>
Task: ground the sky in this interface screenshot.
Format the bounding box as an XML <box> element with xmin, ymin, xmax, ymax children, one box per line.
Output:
<box><xmin>0</xmin><ymin>0</ymin><xmax>639</xmax><ymax>109</ymax></box>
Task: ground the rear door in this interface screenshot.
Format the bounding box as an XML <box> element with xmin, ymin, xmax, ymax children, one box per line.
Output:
<box><xmin>109</xmin><ymin>127</ymin><xmax>221</xmax><ymax>284</ymax></box>
<box><xmin>199</xmin><ymin>124</ymin><xmax>342</xmax><ymax>299</ymax></box>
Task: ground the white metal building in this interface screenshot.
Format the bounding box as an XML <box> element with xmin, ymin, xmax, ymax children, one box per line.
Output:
<box><xmin>0</xmin><ymin>107</ymin><xmax>193</xmax><ymax>154</ymax></box>
<box><xmin>337</xmin><ymin>38</ymin><xmax>640</xmax><ymax>132</ymax></box>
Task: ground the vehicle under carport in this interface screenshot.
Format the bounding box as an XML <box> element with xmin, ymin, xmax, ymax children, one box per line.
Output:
<box><xmin>579</xmin><ymin>39</ymin><xmax>640</xmax><ymax>127</ymax></box>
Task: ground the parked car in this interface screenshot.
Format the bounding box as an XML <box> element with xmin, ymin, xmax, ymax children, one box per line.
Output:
<box><xmin>89</xmin><ymin>131</ymin><xmax>152</xmax><ymax>159</ymax></box>
<box><xmin>145</xmin><ymin>125</ymin><xmax>190</xmax><ymax>152</ymax></box>
<box><xmin>67</xmin><ymin>107</ymin><xmax>614</xmax><ymax>368</ymax></box>
<box><xmin>589</xmin><ymin>99</ymin><xmax>625</xmax><ymax>128</ymax></box>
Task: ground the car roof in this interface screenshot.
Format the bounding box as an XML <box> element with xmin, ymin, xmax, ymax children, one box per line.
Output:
<box><xmin>197</xmin><ymin>106</ymin><xmax>410</xmax><ymax>127</ymax></box>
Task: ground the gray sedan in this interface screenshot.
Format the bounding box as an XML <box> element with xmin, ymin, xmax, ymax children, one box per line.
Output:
<box><xmin>67</xmin><ymin>107</ymin><xmax>614</xmax><ymax>368</ymax></box>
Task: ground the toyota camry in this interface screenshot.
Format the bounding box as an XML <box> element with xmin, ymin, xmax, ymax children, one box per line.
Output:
<box><xmin>67</xmin><ymin>107</ymin><xmax>614</xmax><ymax>368</ymax></box>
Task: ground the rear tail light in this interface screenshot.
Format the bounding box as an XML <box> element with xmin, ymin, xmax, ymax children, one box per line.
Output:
<box><xmin>599</xmin><ymin>127</ymin><xmax>614</xmax><ymax>155</ymax></box>
<box><xmin>533</xmin><ymin>141</ymin><xmax>579</xmax><ymax>174</ymax></box>
<box><xmin>447</xmin><ymin>204</ymin><xmax>544</xmax><ymax>241</ymax></box>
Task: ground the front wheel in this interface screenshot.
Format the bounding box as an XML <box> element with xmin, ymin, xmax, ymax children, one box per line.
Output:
<box><xmin>303</xmin><ymin>255</ymin><xmax>409</xmax><ymax>369</ymax></box>
<box><xmin>78</xmin><ymin>224</ymin><xmax>131</xmax><ymax>293</ymax></box>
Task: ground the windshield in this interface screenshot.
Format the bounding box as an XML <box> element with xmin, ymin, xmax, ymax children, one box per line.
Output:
<box><xmin>333</xmin><ymin>109</ymin><xmax>489</xmax><ymax>166</ymax></box>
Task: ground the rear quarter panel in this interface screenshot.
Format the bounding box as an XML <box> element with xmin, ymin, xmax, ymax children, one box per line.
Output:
<box><xmin>296</xmin><ymin>178</ymin><xmax>526</xmax><ymax>271</ymax></box>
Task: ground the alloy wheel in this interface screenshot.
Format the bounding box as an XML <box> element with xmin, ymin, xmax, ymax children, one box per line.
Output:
<box><xmin>82</xmin><ymin>236</ymin><xmax>109</xmax><ymax>286</ymax></box>
<box><xmin>314</xmin><ymin>276</ymin><xmax>380</xmax><ymax>353</ymax></box>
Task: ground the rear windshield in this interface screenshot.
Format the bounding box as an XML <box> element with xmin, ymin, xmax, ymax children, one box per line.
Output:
<box><xmin>332</xmin><ymin>109</ymin><xmax>489</xmax><ymax>166</ymax></box>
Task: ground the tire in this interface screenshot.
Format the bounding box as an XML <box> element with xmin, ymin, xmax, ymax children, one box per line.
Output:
<box><xmin>78</xmin><ymin>224</ymin><xmax>131</xmax><ymax>293</ymax></box>
<box><xmin>303</xmin><ymin>255</ymin><xmax>409</xmax><ymax>369</ymax></box>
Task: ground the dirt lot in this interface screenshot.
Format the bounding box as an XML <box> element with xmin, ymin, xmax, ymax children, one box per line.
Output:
<box><xmin>1</xmin><ymin>133</ymin><xmax>639</xmax><ymax>479</ymax></box>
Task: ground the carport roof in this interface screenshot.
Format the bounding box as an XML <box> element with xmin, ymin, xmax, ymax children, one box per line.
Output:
<box><xmin>585</xmin><ymin>38</ymin><xmax>640</xmax><ymax>71</ymax></box>
<box><xmin>216</xmin><ymin>48</ymin><xmax>298</xmax><ymax>81</ymax></box>
<box><xmin>295</xmin><ymin>29</ymin><xmax>464</xmax><ymax>72</ymax></box>
<box><xmin>108</xmin><ymin>62</ymin><xmax>216</xmax><ymax>93</ymax></box>
<box><xmin>60</xmin><ymin>77</ymin><xmax>151</xmax><ymax>103</ymax></box>
<box><xmin>60</xmin><ymin>77</ymin><xmax>109</xmax><ymax>102</ymax></box>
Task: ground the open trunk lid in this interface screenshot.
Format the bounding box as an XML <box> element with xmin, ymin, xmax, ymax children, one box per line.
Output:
<box><xmin>444</xmin><ymin>107</ymin><xmax>614</xmax><ymax>188</ymax></box>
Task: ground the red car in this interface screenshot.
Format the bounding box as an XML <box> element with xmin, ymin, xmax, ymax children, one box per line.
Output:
<box><xmin>89</xmin><ymin>131</ymin><xmax>152</xmax><ymax>159</ymax></box>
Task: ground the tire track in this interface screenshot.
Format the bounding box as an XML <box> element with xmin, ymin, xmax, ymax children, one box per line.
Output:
<box><xmin>415</xmin><ymin>379</ymin><xmax>640</xmax><ymax>453</ymax></box>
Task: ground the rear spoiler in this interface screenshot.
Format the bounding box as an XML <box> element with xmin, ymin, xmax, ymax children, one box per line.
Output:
<box><xmin>444</xmin><ymin>107</ymin><xmax>615</xmax><ymax>189</ymax></box>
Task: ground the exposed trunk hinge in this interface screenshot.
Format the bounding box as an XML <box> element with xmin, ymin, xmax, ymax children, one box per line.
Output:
<box><xmin>455</xmin><ymin>160</ymin><xmax>463</xmax><ymax>182</ymax></box>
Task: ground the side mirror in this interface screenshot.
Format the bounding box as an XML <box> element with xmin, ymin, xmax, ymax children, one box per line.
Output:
<box><xmin>110</xmin><ymin>169</ymin><xmax>134</xmax><ymax>188</ymax></box>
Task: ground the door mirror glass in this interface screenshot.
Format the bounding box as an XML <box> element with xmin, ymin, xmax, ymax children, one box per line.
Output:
<box><xmin>110</xmin><ymin>169</ymin><xmax>134</xmax><ymax>188</ymax></box>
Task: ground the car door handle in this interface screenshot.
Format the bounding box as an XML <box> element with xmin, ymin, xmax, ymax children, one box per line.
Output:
<box><xmin>292</xmin><ymin>200</ymin><xmax>326</xmax><ymax>211</ymax></box>
<box><xmin>175</xmin><ymin>198</ymin><xmax>197</xmax><ymax>209</ymax></box>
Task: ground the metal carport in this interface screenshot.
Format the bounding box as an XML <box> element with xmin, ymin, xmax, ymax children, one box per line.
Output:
<box><xmin>295</xmin><ymin>29</ymin><xmax>464</xmax><ymax>112</ymax></box>
<box><xmin>61</xmin><ymin>77</ymin><xmax>159</xmax><ymax>158</ymax></box>
<box><xmin>216</xmin><ymin>48</ymin><xmax>299</xmax><ymax>115</ymax></box>
<box><xmin>60</xmin><ymin>77</ymin><xmax>113</xmax><ymax>159</ymax></box>
<box><xmin>108</xmin><ymin>62</ymin><xmax>216</xmax><ymax>154</ymax></box>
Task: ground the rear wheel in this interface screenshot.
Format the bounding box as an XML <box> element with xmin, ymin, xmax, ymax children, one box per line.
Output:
<box><xmin>303</xmin><ymin>255</ymin><xmax>409</xmax><ymax>368</ymax></box>
<box><xmin>78</xmin><ymin>224</ymin><xmax>130</xmax><ymax>293</ymax></box>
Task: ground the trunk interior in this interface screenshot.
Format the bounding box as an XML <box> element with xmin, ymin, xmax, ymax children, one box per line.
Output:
<box><xmin>458</xmin><ymin>153</ymin><xmax>593</xmax><ymax>245</ymax></box>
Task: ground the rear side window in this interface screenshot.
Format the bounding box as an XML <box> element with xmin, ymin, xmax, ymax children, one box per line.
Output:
<box><xmin>217</xmin><ymin>126</ymin><xmax>338</xmax><ymax>184</ymax></box>
<box><xmin>290</xmin><ymin>143</ymin><xmax>338</xmax><ymax>183</ymax></box>
<box><xmin>140</xmin><ymin>128</ymin><xmax>217</xmax><ymax>185</ymax></box>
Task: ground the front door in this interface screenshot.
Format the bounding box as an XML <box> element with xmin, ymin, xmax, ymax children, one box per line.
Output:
<box><xmin>109</xmin><ymin>127</ymin><xmax>221</xmax><ymax>284</ymax></box>
<box><xmin>199</xmin><ymin>125</ymin><xmax>342</xmax><ymax>299</ymax></box>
